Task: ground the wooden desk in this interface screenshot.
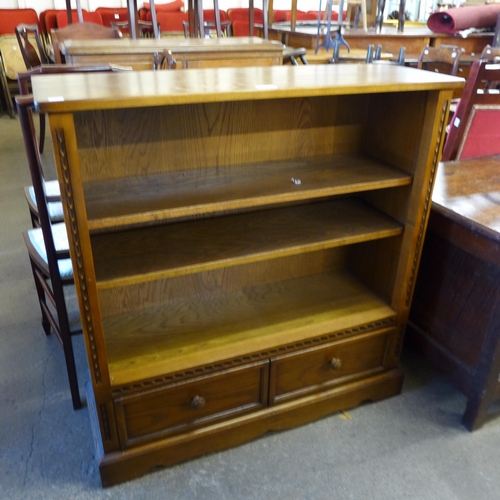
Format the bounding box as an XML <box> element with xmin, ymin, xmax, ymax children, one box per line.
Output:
<box><xmin>267</xmin><ymin>23</ymin><xmax>493</xmax><ymax>59</ymax></box>
<box><xmin>407</xmin><ymin>156</ymin><xmax>500</xmax><ymax>430</ymax></box>
<box><xmin>61</xmin><ymin>37</ymin><xmax>283</xmax><ymax>70</ymax></box>
<box><xmin>267</xmin><ymin>25</ymin><xmax>434</xmax><ymax>54</ymax></box>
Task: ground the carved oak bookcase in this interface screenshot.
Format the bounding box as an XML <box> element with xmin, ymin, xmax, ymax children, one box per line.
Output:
<box><xmin>32</xmin><ymin>65</ymin><xmax>462</xmax><ymax>486</ymax></box>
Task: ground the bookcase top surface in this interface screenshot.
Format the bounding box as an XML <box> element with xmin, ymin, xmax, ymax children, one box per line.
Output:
<box><xmin>32</xmin><ymin>64</ymin><xmax>463</xmax><ymax>113</ymax></box>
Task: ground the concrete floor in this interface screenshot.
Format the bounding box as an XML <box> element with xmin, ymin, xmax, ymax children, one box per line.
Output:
<box><xmin>1</xmin><ymin>112</ymin><xmax>500</xmax><ymax>499</ymax></box>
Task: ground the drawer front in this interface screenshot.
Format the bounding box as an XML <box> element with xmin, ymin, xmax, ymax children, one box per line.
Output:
<box><xmin>115</xmin><ymin>360</ymin><xmax>269</xmax><ymax>448</ymax></box>
<box><xmin>270</xmin><ymin>328</ymin><xmax>392</xmax><ymax>405</ymax></box>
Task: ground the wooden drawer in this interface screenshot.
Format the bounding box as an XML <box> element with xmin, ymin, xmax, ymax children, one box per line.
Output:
<box><xmin>115</xmin><ymin>361</ymin><xmax>269</xmax><ymax>448</ymax></box>
<box><xmin>269</xmin><ymin>329</ymin><xmax>392</xmax><ymax>405</ymax></box>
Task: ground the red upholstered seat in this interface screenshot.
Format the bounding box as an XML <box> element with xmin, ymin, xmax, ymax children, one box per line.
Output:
<box><xmin>272</xmin><ymin>10</ymin><xmax>288</xmax><ymax>22</ymax></box>
<box><xmin>203</xmin><ymin>9</ymin><xmax>229</xmax><ymax>22</ymax></box>
<box><xmin>442</xmin><ymin>59</ymin><xmax>500</xmax><ymax>161</ymax></box>
<box><xmin>56</xmin><ymin>11</ymin><xmax>103</xmax><ymax>29</ymax></box>
<box><xmin>307</xmin><ymin>10</ymin><xmax>340</xmax><ymax>21</ymax></box>
<box><xmin>285</xmin><ymin>10</ymin><xmax>319</xmax><ymax>21</ymax></box>
<box><xmin>232</xmin><ymin>19</ymin><xmax>260</xmax><ymax>36</ymax></box>
<box><xmin>0</xmin><ymin>8</ymin><xmax>40</xmax><ymax>34</ymax></box>
<box><xmin>459</xmin><ymin>109</ymin><xmax>500</xmax><ymax>159</ymax></box>
<box><xmin>95</xmin><ymin>8</ymin><xmax>129</xmax><ymax>27</ymax></box>
<box><xmin>40</xmin><ymin>10</ymin><xmax>60</xmax><ymax>38</ymax></box>
<box><xmin>153</xmin><ymin>11</ymin><xmax>188</xmax><ymax>32</ymax></box>
<box><xmin>227</xmin><ymin>8</ymin><xmax>263</xmax><ymax>23</ymax></box>
<box><xmin>144</xmin><ymin>0</ymin><xmax>184</xmax><ymax>11</ymax></box>
<box><xmin>228</xmin><ymin>8</ymin><xmax>263</xmax><ymax>36</ymax></box>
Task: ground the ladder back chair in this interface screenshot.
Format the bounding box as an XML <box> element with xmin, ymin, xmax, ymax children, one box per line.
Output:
<box><xmin>15</xmin><ymin>24</ymin><xmax>49</xmax><ymax>68</ymax></box>
<box><xmin>17</xmin><ymin>94</ymin><xmax>82</xmax><ymax>410</ymax></box>
<box><xmin>51</xmin><ymin>22</ymin><xmax>123</xmax><ymax>63</ymax></box>
<box><xmin>417</xmin><ymin>44</ymin><xmax>463</xmax><ymax>76</ymax></box>
<box><xmin>17</xmin><ymin>64</ymin><xmax>133</xmax><ymax>228</ymax></box>
<box><xmin>442</xmin><ymin>59</ymin><xmax>500</xmax><ymax>161</ymax></box>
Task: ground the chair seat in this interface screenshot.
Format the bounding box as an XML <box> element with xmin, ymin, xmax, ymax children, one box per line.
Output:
<box><xmin>43</xmin><ymin>179</ymin><xmax>61</xmax><ymax>201</ymax></box>
<box><xmin>25</xmin><ymin>223</ymin><xmax>73</xmax><ymax>279</ymax></box>
<box><xmin>26</xmin><ymin>186</ymin><xmax>64</xmax><ymax>222</ymax></box>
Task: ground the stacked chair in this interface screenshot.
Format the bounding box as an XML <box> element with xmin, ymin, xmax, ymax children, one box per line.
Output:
<box><xmin>16</xmin><ymin>64</ymin><xmax>132</xmax><ymax>410</ymax></box>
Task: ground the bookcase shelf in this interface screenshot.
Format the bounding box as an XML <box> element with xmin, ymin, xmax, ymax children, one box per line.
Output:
<box><xmin>103</xmin><ymin>271</ymin><xmax>396</xmax><ymax>386</ymax></box>
<box><xmin>84</xmin><ymin>153</ymin><xmax>412</xmax><ymax>231</ymax></box>
<box><xmin>92</xmin><ymin>198</ymin><xmax>403</xmax><ymax>289</ymax></box>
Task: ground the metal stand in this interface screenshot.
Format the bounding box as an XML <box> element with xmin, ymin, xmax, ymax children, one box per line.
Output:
<box><xmin>315</xmin><ymin>0</ymin><xmax>350</xmax><ymax>61</ymax></box>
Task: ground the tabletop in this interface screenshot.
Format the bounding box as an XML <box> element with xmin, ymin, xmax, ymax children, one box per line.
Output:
<box><xmin>432</xmin><ymin>156</ymin><xmax>500</xmax><ymax>235</ymax></box>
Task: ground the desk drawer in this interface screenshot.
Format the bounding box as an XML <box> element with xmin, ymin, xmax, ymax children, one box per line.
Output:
<box><xmin>115</xmin><ymin>361</ymin><xmax>269</xmax><ymax>448</ymax></box>
<box><xmin>270</xmin><ymin>329</ymin><xmax>392</xmax><ymax>404</ymax></box>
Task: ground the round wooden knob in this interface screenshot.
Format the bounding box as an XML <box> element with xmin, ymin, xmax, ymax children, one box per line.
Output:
<box><xmin>329</xmin><ymin>358</ymin><xmax>342</xmax><ymax>370</ymax></box>
<box><xmin>191</xmin><ymin>395</ymin><xmax>206</xmax><ymax>410</ymax></box>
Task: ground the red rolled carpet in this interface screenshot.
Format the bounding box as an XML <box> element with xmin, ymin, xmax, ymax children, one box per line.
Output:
<box><xmin>427</xmin><ymin>4</ymin><xmax>500</xmax><ymax>34</ymax></box>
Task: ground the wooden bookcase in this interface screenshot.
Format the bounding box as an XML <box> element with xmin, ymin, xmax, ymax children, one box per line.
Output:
<box><xmin>32</xmin><ymin>65</ymin><xmax>462</xmax><ymax>486</ymax></box>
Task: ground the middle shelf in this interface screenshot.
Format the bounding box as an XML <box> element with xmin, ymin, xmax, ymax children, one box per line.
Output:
<box><xmin>92</xmin><ymin>198</ymin><xmax>405</xmax><ymax>289</ymax></box>
<box><xmin>83</xmin><ymin>154</ymin><xmax>413</xmax><ymax>231</ymax></box>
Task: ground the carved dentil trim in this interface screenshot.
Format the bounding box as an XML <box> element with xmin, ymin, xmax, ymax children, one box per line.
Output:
<box><xmin>112</xmin><ymin>318</ymin><xmax>397</xmax><ymax>396</ymax></box>
<box><xmin>56</xmin><ymin>128</ymin><xmax>102</xmax><ymax>385</ymax></box>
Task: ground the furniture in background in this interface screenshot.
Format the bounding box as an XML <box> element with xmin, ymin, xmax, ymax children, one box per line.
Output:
<box><xmin>62</xmin><ymin>0</ymin><xmax>158</xmax><ymax>39</ymax></box>
<box><xmin>51</xmin><ymin>22</ymin><xmax>123</xmax><ymax>64</ymax></box>
<box><xmin>32</xmin><ymin>64</ymin><xmax>461</xmax><ymax>485</ymax></box>
<box><xmin>60</xmin><ymin>37</ymin><xmax>283</xmax><ymax>70</ymax></box>
<box><xmin>0</xmin><ymin>8</ymin><xmax>41</xmax><ymax>118</ymax></box>
<box><xmin>407</xmin><ymin>155</ymin><xmax>500</xmax><ymax>431</ymax></box>
<box><xmin>417</xmin><ymin>44</ymin><xmax>463</xmax><ymax>76</ymax></box>
<box><xmin>95</xmin><ymin>7</ymin><xmax>130</xmax><ymax>28</ymax></box>
<box><xmin>15</xmin><ymin>24</ymin><xmax>49</xmax><ymax>152</ymax></box>
<box><xmin>110</xmin><ymin>20</ymin><xmax>159</xmax><ymax>38</ymax></box>
<box><xmin>283</xmin><ymin>45</ymin><xmax>308</xmax><ymax>64</ymax></box>
<box><xmin>15</xmin><ymin>23</ymin><xmax>48</xmax><ymax>67</ymax></box>
<box><xmin>442</xmin><ymin>59</ymin><xmax>500</xmax><ymax>161</ymax></box>
<box><xmin>56</xmin><ymin>10</ymin><xmax>104</xmax><ymax>29</ymax></box>
<box><xmin>186</xmin><ymin>0</ymin><xmax>223</xmax><ymax>38</ymax></box>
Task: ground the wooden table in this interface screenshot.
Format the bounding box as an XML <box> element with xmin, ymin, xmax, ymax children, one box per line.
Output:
<box><xmin>266</xmin><ymin>23</ymin><xmax>493</xmax><ymax>57</ymax></box>
<box><xmin>407</xmin><ymin>156</ymin><xmax>500</xmax><ymax>431</ymax></box>
<box><xmin>61</xmin><ymin>37</ymin><xmax>284</xmax><ymax>70</ymax></box>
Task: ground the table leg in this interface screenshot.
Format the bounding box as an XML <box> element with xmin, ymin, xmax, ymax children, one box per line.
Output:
<box><xmin>214</xmin><ymin>0</ymin><xmax>222</xmax><ymax>38</ymax></box>
<box><xmin>249</xmin><ymin>0</ymin><xmax>254</xmax><ymax>36</ymax></box>
<box><xmin>127</xmin><ymin>0</ymin><xmax>138</xmax><ymax>39</ymax></box>
<box><xmin>291</xmin><ymin>0</ymin><xmax>298</xmax><ymax>31</ymax></box>
<box><xmin>197</xmin><ymin>0</ymin><xmax>205</xmax><ymax>38</ymax></box>
<box><xmin>65</xmin><ymin>0</ymin><xmax>73</xmax><ymax>24</ymax></box>
<box><xmin>149</xmin><ymin>0</ymin><xmax>160</xmax><ymax>38</ymax></box>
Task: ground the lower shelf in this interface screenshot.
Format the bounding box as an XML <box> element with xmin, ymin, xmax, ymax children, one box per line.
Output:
<box><xmin>103</xmin><ymin>271</ymin><xmax>396</xmax><ymax>387</ymax></box>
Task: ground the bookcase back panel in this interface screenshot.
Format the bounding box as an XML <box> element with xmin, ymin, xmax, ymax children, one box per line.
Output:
<box><xmin>97</xmin><ymin>248</ymin><xmax>348</xmax><ymax>317</ymax></box>
<box><xmin>348</xmin><ymin>237</ymin><xmax>403</xmax><ymax>305</ymax></box>
<box><xmin>74</xmin><ymin>95</ymin><xmax>369</xmax><ymax>182</ymax></box>
<box><xmin>364</xmin><ymin>91</ymin><xmax>428</xmax><ymax>174</ymax></box>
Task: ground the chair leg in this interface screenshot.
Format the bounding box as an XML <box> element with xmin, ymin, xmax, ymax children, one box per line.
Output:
<box><xmin>30</xmin><ymin>260</ymin><xmax>51</xmax><ymax>336</ymax></box>
<box><xmin>39</xmin><ymin>113</ymin><xmax>46</xmax><ymax>154</ymax></box>
<box><xmin>54</xmin><ymin>285</ymin><xmax>82</xmax><ymax>410</ymax></box>
<box><xmin>61</xmin><ymin>334</ymin><xmax>82</xmax><ymax>410</ymax></box>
